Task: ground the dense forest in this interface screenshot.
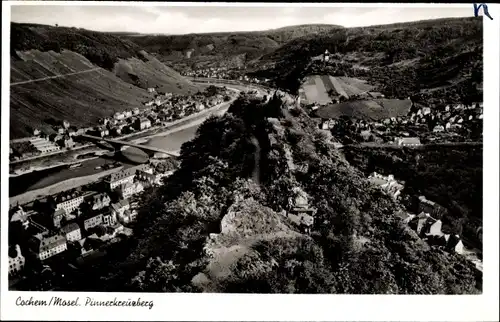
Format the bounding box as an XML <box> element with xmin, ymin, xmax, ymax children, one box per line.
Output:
<box><xmin>123</xmin><ymin>24</ymin><xmax>344</xmax><ymax>68</ymax></box>
<box><xmin>343</xmin><ymin>145</ymin><xmax>483</xmax><ymax>245</ymax></box>
<box><xmin>91</xmin><ymin>94</ymin><xmax>480</xmax><ymax>294</ymax></box>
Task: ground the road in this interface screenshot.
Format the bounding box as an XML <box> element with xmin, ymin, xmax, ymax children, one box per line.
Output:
<box><xmin>11</xmin><ymin>68</ymin><xmax>102</xmax><ymax>86</ymax></box>
<box><xmin>338</xmin><ymin>141</ymin><xmax>483</xmax><ymax>149</ymax></box>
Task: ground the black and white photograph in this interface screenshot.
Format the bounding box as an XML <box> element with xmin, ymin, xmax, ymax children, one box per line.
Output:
<box><xmin>1</xmin><ymin>2</ymin><xmax>499</xmax><ymax>321</ymax></box>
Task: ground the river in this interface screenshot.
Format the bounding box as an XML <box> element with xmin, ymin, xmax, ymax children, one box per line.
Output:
<box><xmin>8</xmin><ymin>81</ymin><xmax>265</xmax><ymax>203</ymax></box>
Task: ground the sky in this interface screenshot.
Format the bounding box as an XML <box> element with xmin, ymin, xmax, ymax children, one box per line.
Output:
<box><xmin>10</xmin><ymin>4</ymin><xmax>473</xmax><ymax>35</ymax></box>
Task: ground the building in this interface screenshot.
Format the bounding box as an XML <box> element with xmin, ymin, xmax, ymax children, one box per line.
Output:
<box><xmin>323</xmin><ymin>49</ymin><xmax>330</xmax><ymax>62</ymax></box>
<box><xmin>433</xmin><ymin>125</ymin><xmax>445</xmax><ymax>133</ymax></box>
<box><xmin>136</xmin><ymin>169</ymin><xmax>157</xmax><ymax>185</ymax></box>
<box><xmin>135</xmin><ymin>118</ymin><xmax>152</xmax><ymax>131</ymax></box>
<box><xmin>83</xmin><ymin>213</ymin><xmax>104</xmax><ymax>231</ymax></box>
<box><xmin>368</xmin><ymin>172</ymin><xmax>404</xmax><ymax>200</ymax></box>
<box><xmin>63</xmin><ymin>120</ymin><xmax>70</xmax><ymax>129</ymax></box>
<box><xmin>61</xmin><ymin>223</ymin><xmax>82</xmax><ymax>242</ymax></box>
<box><xmin>58</xmin><ymin>135</ymin><xmax>75</xmax><ymax>148</ymax></box>
<box><xmin>418</xmin><ymin>196</ymin><xmax>446</xmax><ymax>218</ymax></box>
<box><xmin>147</xmin><ymin>87</ymin><xmax>156</xmax><ymax>93</ymax></box>
<box><xmin>55</xmin><ymin>191</ymin><xmax>85</xmax><ymax>214</ymax></box>
<box><xmin>33</xmin><ymin>234</ymin><xmax>67</xmax><ymax>261</ymax></box>
<box><xmin>52</xmin><ymin>208</ymin><xmax>66</xmax><ymax>228</ymax></box>
<box><xmin>8</xmin><ymin>245</ymin><xmax>25</xmax><ymax>276</ymax></box>
<box><xmin>114</xmin><ymin>112</ymin><xmax>125</xmax><ymax>120</ymax></box>
<box><xmin>133</xmin><ymin>107</ymin><xmax>140</xmax><ymax>115</ymax></box>
<box><xmin>124</xmin><ymin>110</ymin><xmax>133</xmax><ymax>118</ymax></box>
<box><xmin>396</xmin><ymin>137</ymin><xmax>421</xmax><ymax>147</ymax></box>
<box><xmin>102</xmin><ymin>207</ymin><xmax>117</xmax><ymax>226</ymax></box>
<box><xmin>105</xmin><ymin>168</ymin><xmax>136</xmax><ymax>190</ymax></box>
<box><xmin>118</xmin><ymin>181</ymin><xmax>144</xmax><ymax>199</ymax></box>
<box><xmin>111</xmin><ymin>199</ymin><xmax>138</xmax><ymax>224</ymax></box>
<box><xmin>30</xmin><ymin>137</ymin><xmax>61</xmax><ymax>154</ymax></box>
<box><xmin>89</xmin><ymin>193</ymin><xmax>111</xmax><ymax>210</ymax></box>
<box><xmin>111</xmin><ymin>199</ymin><xmax>130</xmax><ymax>218</ymax></box>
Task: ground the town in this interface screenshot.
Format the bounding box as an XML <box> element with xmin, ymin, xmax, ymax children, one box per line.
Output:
<box><xmin>9</xmin><ymin>156</ymin><xmax>179</xmax><ymax>291</ymax></box>
<box><xmin>9</xmin><ymin>85</ymin><xmax>232</xmax><ymax>163</ymax></box>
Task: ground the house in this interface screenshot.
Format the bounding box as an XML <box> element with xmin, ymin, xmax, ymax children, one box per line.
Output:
<box><xmin>396</xmin><ymin>137</ymin><xmax>421</xmax><ymax>147</ymax></box>
<box><xmin>133</xmin><ymin>107</ymin><xmax>140</xmax><ymax>115</ymax></box>
<box><xmin>101</xmin><ymin>207</ymin><xmax>117</xmax><ymax>226</ymax></box>
<box><xmin>111</xmin><ymin>199</ymin><xmax>130</xmax><ymax>220</ymax></box>
<box><xmin>135</xmin><ymin>118</ymin><xmax>152</xmax><ymax>131</ymax></box>
<box><xmin>32</xmin><ymin>234</ymin><xmax>67</xmax><ymax>261</ymax></box>
<box><xmin>61</xmin><ymin>222</ymin><xmax>82</xmax><ymax>242</ymax></box>
<box><xmin>445</xmin><ymin>122</ymin><xmax>452</xmax><ymax>130</ymax></box>
<box><xmin>59</xmin><ymin>135</ymin><xmax>75</xmax><ymax>148</ymax></box>
<box><xmin>136</xmin><ymin>169</ymin><xmax>157</xmax><ymax>185</ymax></box>
<box><xmin>118</xmin><ymin>209</ymin><xmax>137</xmax><ymax>225</ymax></box>
<box><xmin>286</xmin><ymin>187</ymin><xmax>317</xmax><ymax>234</ymax></box>
<box><xmin>63</xmin><ymin>120</ymin><xmax>70</xmax><ymax>129</ymax></box>
<box><xmin>124</xmin><ymin>110</ymin><xmax>133</xmax><ymax>118</ymax></box>
<box><xmin>422</xmin><ymin>107</ymin><xmax>431</xmax><ymax>115</ymax></box>
<box><xmin>118</xmin><ymin>181</ymin><xmax>144</xmax><ymax>199</ymax></box>
<box><xmin>105</xmin><ymin>168</ymin><xmax>136</xmax><ymax>190</ymax></box>
<box><xmin>55</xmin><ymin>191</ymin><xmax>85</xmax><ymax>214</ymax></box>
<box><xmin>433</xmin><ymin>125</ymin><xmax>445</xmax><ymax>132</ymax></box>
<box><xmin>83</xmin><ymin>213</ymin><xmax>104</xmax><ymax>231</ymax></box>
<box><xmin>52</xmin><ymin>208</ymin><xmax>66</xmax><ymax>228</ymax></box>
<box><xmin>57</xmin><ymin>127</ymin><xmax>65</xmax><ymax>135</ymax></box>
<box><xmin>33</xmin><ymin>128</ymin><xmax>41</xmax><ymax>136</ymax></box>
<box><xmin>8</xmin><ymin>245</ymin><xmax>26</xmax><ymax>276</ymax></box>
<box><xmin>114</xmin><ymin>112</ymin><xmax>125</xmax><ymax>120</ymax></box>
<box><xmin>195</xmin><ymin>102</ymin><xmax>206</xmax><ymax>111</ymax></box>
<box><xmin>147</xmin><ymin>87</ymin><xmax>156</xmax><ymax>93</ymax></box>
<box><xmin>89</xmin><ymin>193</ymin><xmax>111</xmax><ymax>210</ymax></box>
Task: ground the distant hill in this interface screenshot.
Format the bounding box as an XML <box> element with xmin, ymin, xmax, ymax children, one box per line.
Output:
<box><xmin>122</xmin><ymin>24</ymin><xmax>344</xmax><ymax>70</ymax></box>
<box><xmin>10</xmin><ymin>23</ymin><xmax>200</xmax><ymax>138</ymax></box>
<box><xmin>250</xmin><ymin>17</ymin><xmax>483</xmax><ymax>105</ymax></box>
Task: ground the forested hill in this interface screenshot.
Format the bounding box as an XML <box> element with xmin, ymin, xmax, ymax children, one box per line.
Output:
<box><xmin>122</xmin><ymin>24</ymin><xmax>344</xmax><ymax>70</ymax></box>
<box><xmin>251</xmin><ymin>17</ymin><xmax>483</xmax><ymax>104</ymax></box>
<box><xmin>95</xmin><ymin>94</ymin><xmax>479</xmax><ymax>294</ymax></box>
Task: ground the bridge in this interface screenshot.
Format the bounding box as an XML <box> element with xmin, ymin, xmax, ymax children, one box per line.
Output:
<box><xmin>78</xmin><ymin>134</ymin><xmax>179</xmax><ymax>157</ymax></box>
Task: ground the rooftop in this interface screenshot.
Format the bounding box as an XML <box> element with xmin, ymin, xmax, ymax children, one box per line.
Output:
<box><xmin>61</xmin><ymin>222</ymin><xmax>80</xmax><ymax>234</ymax></box>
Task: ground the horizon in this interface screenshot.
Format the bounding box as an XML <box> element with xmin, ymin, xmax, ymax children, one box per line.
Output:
<box><xmin>10</xmin><ymin>4</ymin><xmax>473</xmax><ymax>35</ymax></box>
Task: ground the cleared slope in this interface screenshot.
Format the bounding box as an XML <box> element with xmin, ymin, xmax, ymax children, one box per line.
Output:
<box><xmin>10</xmin><ymin>50</ymin><xmax>152</xmax><ymax>138</ymax></box>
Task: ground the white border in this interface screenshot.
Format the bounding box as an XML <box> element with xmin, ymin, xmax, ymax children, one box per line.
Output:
<box><xmin>2</xmin><ymin>2</ymin><xmax>499</xmax><ymax>321</ymax></box>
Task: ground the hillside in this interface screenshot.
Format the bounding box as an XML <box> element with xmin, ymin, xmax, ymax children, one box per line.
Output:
<box><xmin>250</xmin><ymin>17</ymin><xmax>483</xmax><ymax>105</ymax></box>
<box><xmin>123</xmin><ymin>24</ymin><xmax>344</xmax><ymax>71</ymax></box>
<box><xmin>82</xmin><ymin>94</ymin><xmax>480</xmax><ymax>294</ymax></box>
<box><xmin>10</xmin><ymin>23</ymin><xmax>199</xmax><ymax>138</ymax></box>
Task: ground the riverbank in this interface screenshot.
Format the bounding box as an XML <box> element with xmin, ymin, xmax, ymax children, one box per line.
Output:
<box><xmin>10</xmin><ymin>145</ymin><xmax>106</xmax><ymax>176</ymax></box>
<box><xmin>9</xmin><ymin>165</ymin><xmax>124</xmax><ymax>207</ymax></box>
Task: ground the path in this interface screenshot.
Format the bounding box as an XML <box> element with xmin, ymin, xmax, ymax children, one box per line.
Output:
<box><xmin>11</xmin><ymin>68</ymin><xmax>102</xmax><ymax>86</ymax></box>
<box><xmin>250</xmin><ymin>136</ymin><xmax>261</xmax><ymax>184</ymax></box>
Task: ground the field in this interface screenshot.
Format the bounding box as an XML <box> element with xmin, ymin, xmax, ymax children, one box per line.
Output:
<box><xmin>299</xmin><ymin>75</ymin><xmax>375</xmax><ymax>105</ymax></box>
<box><xmin>315</xmin><ymin>98</ymin><xmax>412</xmax><ymax>120</ymax></box>
<box><xmin>10</xmin><ymin>50</ymin><xmax>199</xmax><ymax>139</ymax></box>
